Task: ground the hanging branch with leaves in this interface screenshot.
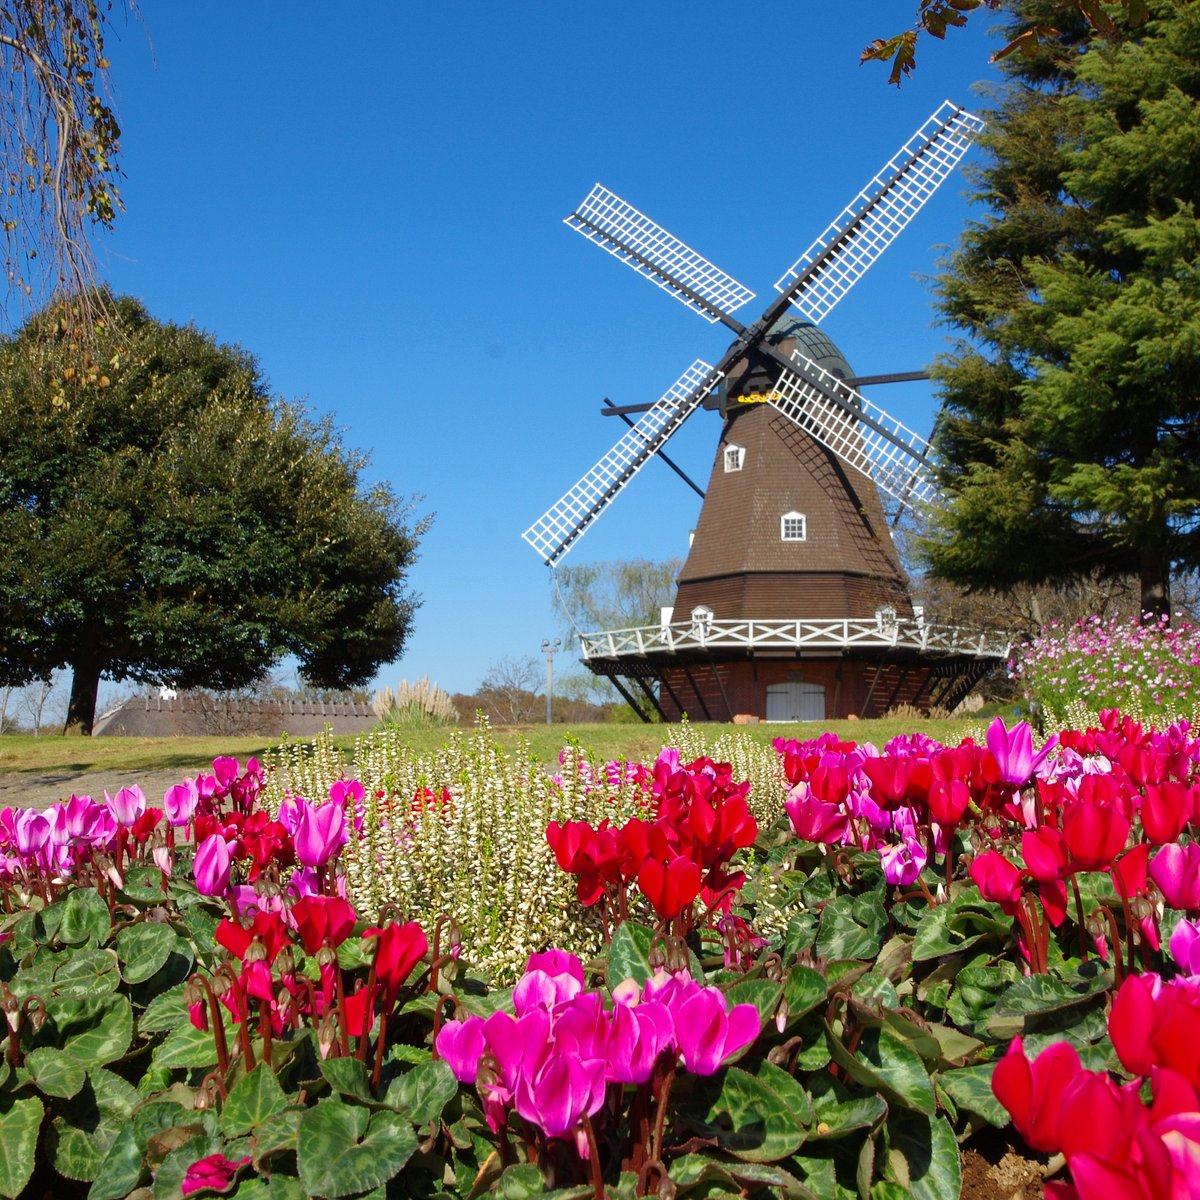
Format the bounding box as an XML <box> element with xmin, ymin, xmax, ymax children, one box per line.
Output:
<box><xmin>862</xmin><ymin>0</ymin><xmax>1149</xmax><ymax>85</ymax></box>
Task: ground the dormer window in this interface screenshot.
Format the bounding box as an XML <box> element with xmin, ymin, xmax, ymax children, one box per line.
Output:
<box><xmin>723</xmin><ymin>444</ymin><xmax>745</xmax><ymax>472</ymax></box>
<box><xmin>781</xmin><ymin>511</ymin><xmax>806</xmax><ymax>541</ymax></box>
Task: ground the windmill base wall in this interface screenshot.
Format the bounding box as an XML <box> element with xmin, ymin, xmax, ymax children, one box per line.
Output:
<box><xmin>653</xmin><ymin>656</ymin><xmax>982</xmax><ymax>723</ymax></box>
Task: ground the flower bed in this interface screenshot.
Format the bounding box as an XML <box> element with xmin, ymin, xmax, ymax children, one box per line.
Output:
<box><xmin>1011</xmin><ymin>613</ymin><xmax>1200</xmax><ymax>727</ymax></box>
<box><xmin>0</xmin><ymin>712</ymin><xmax>1197</xmax><ymax>1197</ymax></box>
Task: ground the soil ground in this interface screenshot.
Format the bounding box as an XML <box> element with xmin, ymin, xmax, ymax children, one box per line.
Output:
<box><xmin>960</xmin><ymin>1127</ymin><xmax>1047</xmax><ymax>1199</ymax></box>
<box><xmin>0</xmin><ymin>766</ymin><xmax>194</xmax><ymax>811</ymax></box>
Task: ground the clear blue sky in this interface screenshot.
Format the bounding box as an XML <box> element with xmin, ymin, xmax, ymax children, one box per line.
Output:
<box><xmin>93</xmin><ymin>2</ymin><xmax>1005</xmax><ymax>698</ymax></box>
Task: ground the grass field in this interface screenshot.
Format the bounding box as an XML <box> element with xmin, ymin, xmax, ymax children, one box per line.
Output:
<box><xmin>0</xmin><ymin>714</ymin><xmax>991</xmax><ymax>781</ymax></box>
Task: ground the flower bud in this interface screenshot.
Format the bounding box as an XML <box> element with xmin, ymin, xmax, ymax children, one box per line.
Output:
<box><xmin>774</xmin><ymin>998</ymin><xmax>789</xmax><ymax>1034</ymax></box>
<box><xmin>316</xmin><ymin>945</ymin><xmax>339</xmax><ymax>969</ymax></box>
<box><xmin>317</xmin><ymin>1012</ymin><xmax>338</xmax><ymax>1059</ymax></box>
<box><xmin>23</xmin><ymin>997</ymin><xmax>46</xmax><ymax>1034</ymax></box>
<box><xmin>274</xmin><ymin>946</ymin><xmax>295</xmax><ymax>977</ymax></box>
<box><xmin>662</xmin><ymin>939</ymin><xmax>689</xmax><ymax>976</ymax></box>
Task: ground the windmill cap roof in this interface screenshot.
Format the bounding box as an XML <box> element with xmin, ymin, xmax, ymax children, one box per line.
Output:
<box><xmin>765</xmin><ymin>315</ymin><xmax>853</xmax><ymax>380</ymax></box>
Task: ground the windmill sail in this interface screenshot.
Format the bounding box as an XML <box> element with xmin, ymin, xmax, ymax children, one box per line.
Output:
<box><xmin>522</xmin><ymin>360</ymin><xmax>723</xmax><ymax>565</ymax></box>
<box><xmin>565</xmin><ymin>185</ymin><xmax>755</xmax><ymax>324</ymax></box>
<box><xmin>775</xmin><ymin>101</ymin><xmax>984</xmax><ymax>323</ymax></box>
<box><xmin>768</xmin><ymin>351</ymin><xmax>938</xmax><ymax>508</ymax></box>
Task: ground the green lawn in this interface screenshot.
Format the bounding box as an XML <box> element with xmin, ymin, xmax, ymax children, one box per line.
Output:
<box><xmin>0</xmin><ymin>714</ymin><xmax>988</xmax><ymax>778</ymax></box>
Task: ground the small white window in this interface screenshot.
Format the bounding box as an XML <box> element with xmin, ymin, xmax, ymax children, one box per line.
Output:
<box><xmin>723</xmin><ymin>444</ymin><xmax>745</xmax><ymax>472</ymax></box>
<box><xmin>781</xmin><ymin>511</ymin><xmax>806</xmax><ymax>541</ymax></box>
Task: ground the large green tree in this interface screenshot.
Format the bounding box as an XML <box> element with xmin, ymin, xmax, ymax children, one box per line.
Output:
<box><xmin>0</xmin><ymin>295</ymin><xmax>428</xmax><ymax>733</ymax></box>
<box><xmin>923</xmin><ymin>0</ymin><xmax>1200</xmax><ymax>617</ymax></box>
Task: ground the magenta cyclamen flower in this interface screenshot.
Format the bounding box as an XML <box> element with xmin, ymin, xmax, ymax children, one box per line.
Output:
<box><xmin>105</xmin><ymin>784</ymin><xmax>147</xmax><ymax>827</ymax></box>
<box><xmin>1151</xmin><ymin>843</ymin><xmax>1200</xmax><ymax>912</ymax></box>
<box><xmin>163</xmin><ymin>779</ymin><xmax>200</xmax><ymax>827</ymax></box>
<box><xmin>513</xmin><ymin>950</ymin><xmax>586</xmax><ymax>1014</ymax></box>
<box><xmin>181</xmin><ymin>1152</ymin><xmax>251</xmax><ymax>1196</ymax></box>
<box><xmin>13</xmin><ymin>809</ymin><xmax>50</xmax><ymax>863</ymax></box>
<box><xmin>212</xmin><ymin>757</ymin><xmax>240</xmax><ymax>790</ymax></box>
<box><xmin>986</xmin><ymin>718</ymin><xmax>1057</xmax><ymax>788</ymax></box>
<box><xmin>193</xmin><ymin>834</ymin><xmax>233</xmax><ymax>896</ymax></box>
<box><xmin>608</xmin><ymin>997</ymin><xmax>674</xmax><ymax>1084</ymax></box>
<box><xmin>293</xmin><ymin>799</ymin><xmax>346</xmax><ymax>867</ymax></box>
<box><xmin>61</xmin><ymin>794</ymin><xmax>112</xmax><ymax>845</ymax></box>
<box><xmin>672</xmin><ymin>986</ymin><xmax>760</xmax><ymax>1075</ymax></box>
<box><xmin>1169</xmin><ymin>917</ymin><xmax>1200</xmax><ymax>977</ymax></box>
<box><xmin>515</xmin><ymin>1047</ymin><xmax>607</xmax><ymax>1140</ymax></box>
<box><xmin>784</xmin><ymin>787</ymin><xmax>850</xmax><ymax>844</ymax></box>
<box><xmin>436</xmin><ymin>1015</ymin><xmax>488</xmax><ymax>1082</ymax></box>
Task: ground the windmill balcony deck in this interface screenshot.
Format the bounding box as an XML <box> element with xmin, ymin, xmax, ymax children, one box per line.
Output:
<box><xmin>578</xmin><ymin>617</ymin><xmax>1011</xmax><ymax>663</ymax></box>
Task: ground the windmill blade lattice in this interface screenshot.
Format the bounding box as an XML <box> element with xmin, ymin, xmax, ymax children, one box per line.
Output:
<box><xmin>768</xmin><ymin>352</ymin><xmax>938</xmax><ymax>509</ymax></box>
<box><xmin>774</xmin><ymin>101</ymin><xmax>984</xmax><ymax>324</ymax></box>
<box><xmin>565</xmin><ymin>185</ymin><xmax>756</xmax><ymax>324</ymax></box>
<box><xmin>522</xmin><ymin>360</ymin><xmax>724</xmax><ymax>565</ymax></box>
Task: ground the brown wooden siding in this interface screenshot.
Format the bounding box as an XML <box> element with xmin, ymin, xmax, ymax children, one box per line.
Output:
<box><xmin>673</xmin><ymin>571</ymin><xmax>913</xmax><ymax>622</ymax></box>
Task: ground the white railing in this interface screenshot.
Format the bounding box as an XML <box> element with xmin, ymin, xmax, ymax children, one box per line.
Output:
<box><xmin>579</xmin><ymin>617</ymin><xmax>1010</xmax><ymax>661</ymax></box>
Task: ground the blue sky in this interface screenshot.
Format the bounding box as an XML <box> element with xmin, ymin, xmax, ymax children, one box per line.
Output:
<box><xmin>93</xmin><ymin>2</ymin><xmax>1006</xmax><ymax>698</ymax></box>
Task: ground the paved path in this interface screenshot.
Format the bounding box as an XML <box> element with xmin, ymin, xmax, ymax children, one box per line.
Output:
<box><xmin>0</xmin><ymin>768</ymin><xmax>198</xmax><ymax>812</ymax></box>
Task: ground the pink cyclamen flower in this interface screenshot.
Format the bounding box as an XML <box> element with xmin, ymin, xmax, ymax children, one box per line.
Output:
<box><xmin>1151</xmin><ymin>843</ymin><xmax>1200</xmax><ymax>912</ymax></box>
<box><xmin>13</xmin><ymin>809</ymin><xmax>50</xmax><ymax>860</ymax></box>
<box><xmin>212</xmin><ymin>757</ymin><xmax>240</xmax><ymax>790</ymax></box>
<box><xmin>513</xmin><ymin>1040</ymin><xmax>607</xmax><ymax>1139</ymax></box>
<box><xmin>968</xmin><ymin>850</ymin><xmax>1023</xmax><ymax>914</ymax></box>
<box><xmin>1171</xmin><ymin>918</ymin><xmax>1200</xmax><ymax>977</ymax></box>
<box><xmin>607</xmin><ymin>996</ymin><xmax>674</xmax><ymax>1084</ymax></box>
<box><xmin>436</xmin><ymin>1015</ymin><xmax>488</xmax><ymax>1082</ymax></box>
<box><xmin>105</xmin><ymin>785</ymin><xmax>147</xmax><ymax>827</ymax></box>
<box><xmin>784</xmin><ymin>786</ymin><xmax>850</xmax><ymax>844</ymax></box>
<box><xmin>672</xmin><ymin>986</ymin><xmax>760</xmax><ymax>1076</ymax></box>
<box><xmin>513</xmin><ymin>951</ymin><xmax>586</xmax><ymax>1014</ymax></box>
<box><xmin>193</xmin><ymin>834</ymin><xmax>233</xmax><ymax>896</ymax></box>
<box><xmin>294</xmin><ymin>799</ymin><xmax>346</xmax><ymax>868</ymax></box>
<box><xmin>986</xmin><ymin>717</ymin><xmax>1057</xmax><ymax>788</ymax></box>
<box><xmin>181</xmin><ymin>1152</ymin><xmax>251</xmax><ymax>1196</ymax></box>
<box><xmin>163</xmin><ymin>779</ymin><xmax>200</xmax><ymax>827</ymax></box>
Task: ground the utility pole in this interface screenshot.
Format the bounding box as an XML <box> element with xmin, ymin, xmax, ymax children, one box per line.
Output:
<box><xmin>541</xmin><ymin>638</ymin><xmax>561</xmax><ymax>724</ymax></box>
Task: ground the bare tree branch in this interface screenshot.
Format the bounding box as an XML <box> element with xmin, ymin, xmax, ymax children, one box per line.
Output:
<box><xmin>0</xmin><ymin>2</ymin><xmax>130</xmax><ymax>331</ymax></box>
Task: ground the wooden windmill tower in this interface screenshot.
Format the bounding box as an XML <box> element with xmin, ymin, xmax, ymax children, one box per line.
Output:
<box><xmin>523</xmin><ymin>102</ymin><xmax>1010</xmax><ymax>723</ymax></box>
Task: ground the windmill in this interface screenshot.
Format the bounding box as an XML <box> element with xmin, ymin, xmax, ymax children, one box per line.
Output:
<box><xmin>523</xmin><ymin>101</ymin><xmax>1010</xmax><ymax>723</ymax></box>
